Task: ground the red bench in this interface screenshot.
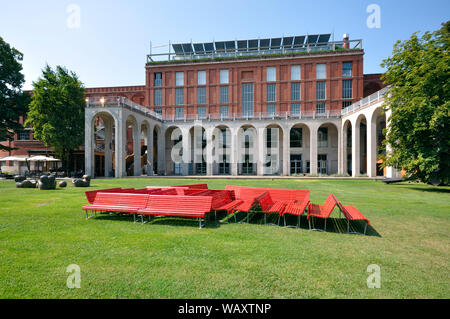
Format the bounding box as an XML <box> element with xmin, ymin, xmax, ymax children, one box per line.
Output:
<box><xmin>331</xmin><ymin>194</ymin><xmax>370</xmax><ymax>235</ymax></box>
<box><xmin>173</xmin><ymin>184</ymin><xmax>208</xmax><ymax>189</ymax></box>
<box><xmin>307</xmin><ymin>194</ymin><xmax>337</xmax><ymax>231</ymax></box>
<box><xmin>82</xmin><ymin>192</ymin><xmax>149</xmax><ymax>218</ymax></box>
<box><xmin>84</xmin><ymin>188</ymin><xmax>137</xmax><ymax>204</ymax></box>
<box><xmin>137</xmin><ymin>195</ymin><xmax>213</xmax><ymax>228</ymax></box>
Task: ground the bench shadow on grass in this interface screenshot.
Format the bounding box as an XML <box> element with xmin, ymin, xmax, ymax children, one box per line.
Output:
<box><xmin>229</xmin><ymin>211</ymin><xmax>381</xmax><ymax>237</ymax></box>
<box><xmin>92</xmin><ymin>212</ymin><xmax>221</xmax><ymax>229</ymax></box>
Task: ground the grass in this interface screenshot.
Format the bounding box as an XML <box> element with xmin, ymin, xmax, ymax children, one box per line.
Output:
<box><xmin>0</xmin><ymin>178</ymin><xmax>449</xmax><ymax>299</ymax></box>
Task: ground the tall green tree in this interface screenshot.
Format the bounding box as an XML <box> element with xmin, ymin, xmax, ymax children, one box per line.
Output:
<box><xmin>26</xmin><ymin>65</ymin><xmax>85</xmax><ymax>173</ymax></box>
<box><xmin>0</xmin><ymin>36</ymin><xmax>30</xmax><ymax>151</ymax></box>
<box><xmin>381</xmin><ymin>21</ymin><xmax>449</xmax><ymax>185</ymax></box>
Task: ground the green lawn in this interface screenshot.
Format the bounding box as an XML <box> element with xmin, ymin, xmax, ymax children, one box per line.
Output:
<box><xmin>0</xmin><ymin>178</ymin><xmax>449</xmax><ymax>298</ymax></box>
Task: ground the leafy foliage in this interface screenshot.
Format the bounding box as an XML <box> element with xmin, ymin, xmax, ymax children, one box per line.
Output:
<box><xmin>25</xmin><ymin>65</ymin><xmax>85</xmax><ymax>171</ymax></box>
<box><xmin>0</xmin><ymin>36</ymin><xmax>30</xmax><ymax>151</ymax></box>
<box><xmin>381</xmin><ymin>22</ymin><xmax>450</xmax><ymax>184</ymax></box>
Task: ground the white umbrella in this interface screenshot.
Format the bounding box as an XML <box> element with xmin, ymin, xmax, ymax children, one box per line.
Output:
<box><xmin>0</xmin><ymin>156</ymin><xmax>29</xmax><ymax>161</ymax></box>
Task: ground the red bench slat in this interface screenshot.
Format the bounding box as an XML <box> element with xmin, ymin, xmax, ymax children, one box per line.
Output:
<box><xmin>138</xmin><ymin>195</ymin><xmax>213</xmax><ymax>218</ymax></box>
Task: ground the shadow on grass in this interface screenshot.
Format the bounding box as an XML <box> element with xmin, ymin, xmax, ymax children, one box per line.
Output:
<box><xmin>396</xmin><ymin>185</ymin><xmax>450</xmax><ymax>194</ymax></box>
<box><xmin>229</xmin><ymin>211</ymin><xmax>381</xmax><ymax>237</ymax></box>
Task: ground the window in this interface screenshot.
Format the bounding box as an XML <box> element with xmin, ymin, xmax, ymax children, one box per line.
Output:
<box><xmin>220</xmin><ymin>106</ymin><xmax>229</xmax><ymax>118</ymax></box>
<box><xmin>242</xmin><ymin>83</ymin><xmax>254</xmax><ymax>116</ymax></box>
<box><xmin>18</xmin><ymin>130</ymin><xmax>30</xmax><ymax>141</ymax></box>
<box><xmin>316</xmin><ymin>102</ymin><xmax>326</xmax><ymax>114</ymax></box>
<box><xmin>267</xmin><ymin>84</ymin><xmax>276</xmax><ymax>102</ymax></box>
<box><xmin>175</xmin><ymin>72</ymin><xmax>184</xmax><ymax>86</ymax></box>
<box><xmin>267</xmin><ymin>104</ymin><xmax>276</xmax><ymax>116</ymax></box>
<box><xmin>198</xmin><ymin>71</ymin><xmax>206</xmax><ymax>85</ymax></box>
<box><xmin>291</xmin><ymin>103</ymin><xmax>301</xmax><ymax>115</ymax></box>
<box><xmin>220</xmin><ymin>86</ymin><xmax>229</xmax><ymax>104</ymax></box>
<box><xmin>316</xmin><ymin>64</ymin><xmax>326</xmax><ymax>79</ymax></box>
<box><xmin>291</xmin><ymin>83</ymin><xmax>300</xmax><ymax>101</ymax></box>
<box><xmin>290</xmin><ymin>128</ymin><xmax>302</xmax><ymax>148</ymax></box>
<box><xmin>318</xmin><ymin>127</ymin><xmax>328</xmax><ymax>148</ymax></box>
<box><xmin>343</xmin><ymin>79</ymin><xmax>353</xmax><ymax>99</ymax></box>
<box><xmin>220</xmin><ymin>70</ymin><xmax>229</xmax><ymax>84</ymax></box>
<box><xmin>197</xmin><ymin>106</ymin><xmax>206</xmax><ymax>119</ymax></box>
<box><xmin>291</xmin><ymin>65</ymin><xmax>301</xmax><ymax>80</ymax></box>
<box><xmin>175</xmin><ymin>88</ymin><xmax>184</xmax><ymax>105</ymax></box>
<box><xmin>175</xmin><ymin>107</ymin><xmax>184</xmax><ymax>120</ymax></box>
<box><xmin>197</xmin><ymin>87</ymin><xmax>206</xmax><ymax>104</ymax></box>
<box><xmin>316</xmin><ymin>81</ymin><xmax>326</xmax><ymax>100</ymax></box>
<box><xmin>342</xmin><ymin>101</ymin><xmax>352</xmax><ymax>109</ymax></box>
<box><xmin>154</xmin><ymin>89</ymin><xmax>162</xmax><ymax>106</ymax></box>
<box><xmin>154</xmin><ymin>108</ymin><xmax>162</xmax><ymax>115</ymax></box>
<box><xmin>343</xmin><ymin>62</ymin><xmax>352</xmax><ymax>77</ymax></box>
<box><xmin>266</xmin><ymin>67</ymin><xmax>276</xmax><ymax>82</ymax></box>
<box><xmin>154</xmin><ymin>73</ymin><xmax>162</xmax><ymax>87</ymax></box>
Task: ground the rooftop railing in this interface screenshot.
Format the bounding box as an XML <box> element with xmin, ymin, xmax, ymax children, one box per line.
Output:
<box><xmin>147</xmin><ymin>40</ymin><xmax>363</xmax><ymax>63</ymax></box>
<box><xmin>341</xmin><ymin>86</ymin><xmax>389</xmax><ymax>116</ymax></box>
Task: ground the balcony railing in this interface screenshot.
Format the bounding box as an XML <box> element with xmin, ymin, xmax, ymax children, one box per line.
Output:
<box><xmin>341</xmin><ymin>86</ymin><xmax>389</xmax><ymax>116</ymax></box>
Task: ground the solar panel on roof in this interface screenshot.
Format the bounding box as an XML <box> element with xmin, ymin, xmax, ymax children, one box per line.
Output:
<box><xmin>237</xmin><ymin>40</ymin><xmax>248</xmax><ymax>51</ymax></box>
<box><xmin>293</xmin><ymin>36</ymin><xmax>305</xmax><ymax>47</ymax></box>
<box><xmin>182</xmin><ymin>43</ymin><xmax>193</xmax><ymax>53</ymax></box>
<box><xmin>282</xmin><ymin>37</ymin><xmax>294</xmax><ymax>48</ymax></box>
<box><xmin>259</xmin><ymin>38</ymin><xmax>270</xmax><ymax>49</ymax></box>
<box><xmin>193</xmin><ymin>43</ymin><xmax>205</xmax><ymax>54</ymax></box>
<box><xmin>172</xmin><ymin>44</ymin><xmax>184</xmax><ymax>55</ymax></box>
<box><xmin>204</xmin><ymin>42</ymin><xmax>214</xmax><ymax>52</ymax></box>
<box><xmin>248</xmin><ymin>39</ymin><xmax>258</xmax><ymax>50</ymax></box>
<box><xmin>317</xmin><ymin>34</ymin><xmax>331</xmax><ymax>44</ymax></box>
<box><xmin>215</xmin><ymin>41</ymin><xmax>225</xmax><ymax>52</ymax></box>
<box><xmin>306</xmin><ymin>35</ymin><xmax>319</xmax><ymax>45</ymax></box>
<box><xmin>270</xmin><ymin>38</ymin><xmax>281</xmax><ymax>49</ymax></box>
<box><xmin>225</xmin><ymin>41</ymin><xmax>236</xmax><ymax>52</ymax></box>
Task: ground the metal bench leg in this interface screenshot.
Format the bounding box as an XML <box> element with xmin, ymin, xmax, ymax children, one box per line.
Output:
<box><xmin>264</xmin><ymin>214</ymin><xmax>266</xmax><ymax>225</ymax></box>
<box><xmin>347</xmin><ymin>220</ymin><xmax>350</xmax><ymax>234</ymax></box>
<box><xmin>324</xmin><ymin>219</ymin><xmax>327</xmax><ymax>232</ymax></box>
<box><xmin>364</xmin><ymin>222</ymin><xmax>368</xmax><ymax>235</ymax></box>
<box><xmin>297</xmin><ymin>215</ymin><xmax>301</xmax><ymax>229</ymax></box>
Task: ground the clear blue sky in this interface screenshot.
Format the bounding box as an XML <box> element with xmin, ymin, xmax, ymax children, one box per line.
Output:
<box><xmin>1</xmin><ymin>0</ymin><xmax>449</xmax><ymax>90</ymax></box>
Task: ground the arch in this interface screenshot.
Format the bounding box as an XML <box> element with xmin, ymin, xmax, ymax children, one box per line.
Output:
<box><xmin>165</xmin><ymin>125</ymin><xmax>183</xmax><ymax>175</ymax></box>
<box><xmin>370</xmin><ymin>106</ymin><xmax>387</xmax><ymax>176</ymax></box>
<box><xmin>90</xmin><ymin>111</ymin><xmax>116</xmax><ymax>178</ymax></box>
<box><xmin>125</xmin><ymin>114</ymin><xmax>140</xmax><ymax>176</ymax></box>
<box><xmin>237</xmin><ymin>124</ymin><xmax>257</xmax><ymax>175</ymax></box>
<box><xmin>140</xmin><ymin>120</ymin><xmax>151</xmax><ymax>175</ymax></box>
<box><xmin>316</xmin><ymin>122</ymin><xmax>339</xmax><ymax>175</ymax></box>
<box><xmin>212</xmin><ymin>125</ymin><xmax>232</xmax><ymax>175</ymax></box>
<box><xmin>355</xmin><ymin>114</ymin><xmax>368</xmax><ymax>176</ymax></box>
<box><xmin>262</xmin><ymin>123</ymin><xmax>284</xmax><ymax>175</ymax></box>
<box><xmin>342</xmin><ymin>119</ymin><xmax>352</xmax><ymax>176</ymax></box>
<box><xmin>152</xmin><ymin>124</ymin><xmax>162</xmax><ymax>175</ymax></box>
<box><xmin>289</xmin><ymin>123</ymin><xmax>311</xmax><ymax>175</ymax></box>
<box><xmin>189</xmin><ymin>125</ymin><xmax>207</xmax><ymax>175</ymax></box>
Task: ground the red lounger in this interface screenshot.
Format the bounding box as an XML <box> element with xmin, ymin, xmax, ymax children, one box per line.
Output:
<box><xmin>82</xmin><ymin>192</ymin><xmax>149</xmax><ymax>218</ymax></box>
<box><xmin>137</xmin><ymin>195</ymin><xmax>213</xmax><ymax>228</ymax></box>
<box><xmin>307</xmin><ymin>194</ymin><xmax>337</xmax><ymax>231</ymax></box>
<box><xmin>84</xmin><ymin>188</ymin><xmax>135</xmax><ymax>204</ymax></box>
<box><xmin>173</xmin><ymin>184</ymin><xmax>208</xmax><ymax>189</ymax></box>
<box><xmin>331</xmin><ymin>194</ymin><xmax>370</xmax><ymax>235</ymax></box>
<box><xmin>224</xmin><ymin>185</ymin><xmax>266</xmax><ymax>213</ymax></box>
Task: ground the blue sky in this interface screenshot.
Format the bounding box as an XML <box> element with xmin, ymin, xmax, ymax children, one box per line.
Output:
<box><xmin>1</xmin><ymin>0</ymin><xmax>449</xmax><ymax>90</ymax></box>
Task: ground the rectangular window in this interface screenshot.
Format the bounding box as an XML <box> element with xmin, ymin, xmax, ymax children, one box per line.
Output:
<box><xmin>18</xmin><ymin>130</ymin><xmax>30</xmax><ymax>141</ymax></box>
<box><xmin>343</xmin><ymin>62</ymin><xmax>353</xmax><ymax>77</ymax></box>
<box><xmin>316</xmin><ymin>81</ymin><xmax>326</xmax><ymax>100</ymax></box>
<box><xmin>220</xmin><ymin>86</ymin><xmax>229</xmax><ymax>104</ymax></box>
<box><xmin>154</xmin><ymin>73</ymin><xmax>162</xmax><ymax>87</ymax></box>
<box><xmin>198</xmin><ymin>71</ymin><xmax>206</xmax><ymax>85</ymax></box>
<box><xmin>291</xmin><ymin>65</ymin><xmax>301</xmax><ymax>80</ymax></box>
<box><xmin>175</xmin><ymin>107</ymin><xmax>184</xmax><ymax>120</ymax></box>
<box><xmin>220</xmin><ymin>70</ymin><xmax>229</xmax><ymax>84</ymax></box>
<box><xmin>220</xmin><ymin>106</ymin><xmax>229</xmax><ymax>118</ymax></box>
<box><xmin>316</xmin><ymin>102</ymin><xmax>326</xmax><ymax>114</ymax></box>
<box><xmin>342</xmin><ymin>79</ymin><xmax>353</xmax><ymax>99</ymax></box>
<box><xmin>154</xmin><ymin>108</ymin><xmax>162</xmax><ymax>115</ymax></box>
<box><xmin>291</xmin><ymin>103</ymin><xmax>301</xmax><ymax>115</ymax></box>
<box><xmin>291</xmin><ymin>82</ymin><xmax>300</xmax><ymax>101</ymax></box>
<box><xmin>175</xmin><ymin>72</ymin><xmax>184</xmax><ymax>86</ymax></box>
<box><xmin>318</xmin><ymin>127</ymin><xmax>328</xmax><ymax>148</ymax></box>
<box><xmin>267</xmin><ymin>104</ymin><xmax>276</xmax><ymax>116</ymax></box>
<box><xmin>342</xmin><ymin>101</ymin><xmax>352</xmax><ymax>109</ymax></box>
<box><xmin>266</xmin><ymin>67</ymin><xmax>276</xmax><ymax>82</ymax></box>
<box><xmin>154</xmin><ymin>89</ymin><xmax>162</xmax><ymax>106</ymax></box>
<box><xmin>175</xmin><ymin>88</ymin><xmax>184</xmax><ymax>105</ymax></box>
<box><xmin>290</xmin><ymin>128</ymin><xmax>302</xmax><ymax>148</ymax></box>
<box><xmin>197</xmin><ymin>87</ymin><xmax>206</xmax><ymax>104</ymax></box>
<box><xmin>197</xmin><ymin>106</ymin><xmax>206</xmax><ymax>119</ymax></box>
<box><xmin>316</xmin><ymin>64</ymin><xmax>326</xmax><ymax>79</ymax></box>
<box><xmin>242</xmin><ymin>83</ymin><xmax>254</xmax><ymax>116</ymax></box>
<box><xmin>267</xmin><ymin>84</ymin><xmax>276</xmax><ymax>102</ymax></box>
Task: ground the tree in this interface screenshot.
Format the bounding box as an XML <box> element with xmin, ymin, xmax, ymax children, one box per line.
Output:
<box><xmin>381</xmin><ymin>21</ymin><xmax>449</xmax><ymax>185</ymax></box>
<box><xmin>0</xmin><ymin>36</ymin><xmax>30</xmax><ymax>151</ymax></box>
<box><xmin>26</xmin><ymin>65</ymin><xmax>85</xmax><ymax>173</ymax></box>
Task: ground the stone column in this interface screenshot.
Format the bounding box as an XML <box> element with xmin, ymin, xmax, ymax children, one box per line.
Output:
<box><xmin>147</xmin><ymin>124</ymin><xmax>153</xmax><ymax>176</ymax></box>
<box><xmin>205</xmin><ymin>127</ymin><xmax>213</xmax><ymax>176</ymax></box>
<box><xmin>114</xmin><ymin>110</ymin><xmax>126</xmax><ymax>178</ymax></box>
<box><xmin>309</xmin><ymin>125</ymin><xmax>318</xmax><ymax>175</ymax></box>
<box><xmin>367</xmin><ymin>115</ymin><xmax>377</xmax><ymax>178</ymax></box>
<box><xmin>282</xmin><ymin>126</ymin><xmax>290</xmax><ymax>176</ymax></box>
<box><xmin>231</xmin><ymin>127</ymin><xmax>238</xmax><ymax>176</ymax></box>
<box><xmin>84</xmin><ymin>110</ymin><xmax>94</xmax><ymax>177</ymax></box>
<box><xmin>342</xmin><ymin>123</ymin><xmax>348</xmax><ymax>175</ymax></box>
<box><xmin>104</xmin><ymin>117</ymin><xmax>113</xmax><ymax>177</ymax></box>
<box><xmin>257</xmin><ymin>127</ymin><xmax>265</xmax><ymax>176</ymax></box>
<box><xmin>157</xmin><ymin>127</ymin><xmax>165</xmax><ymax>175</ymax></box>
<box><xmin>337</xmin><ymin>125</ymin><xmax>343</xmax><ymax>175</ymax></box>
<box><xmin>181</xmin><ymin>127</ymin><xmax>190</xmax><ymax>176</ymax></box>
<box><xmin>352</xmin><ymin>119</ymin><xmax>360</xmax><ymax>177</ymax></box>
<box><xmin>133</xmin><ymin>123</ymin><xmax>141</xmax><ymax>176</ymax></box>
